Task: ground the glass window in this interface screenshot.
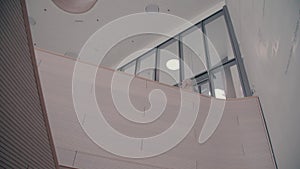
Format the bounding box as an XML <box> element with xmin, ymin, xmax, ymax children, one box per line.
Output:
<box><xmin>198</xmin><ymin>80</ymin><xmax>210</xmax><ymax>96</ymax></box>
<box><xmin>193</xmin><ymin>73</ymin><xmax>210</xmax><ymax>96</ymax></box>
<box><xmin>181</xmin><ymin>26</ymin><xmax>207</xmax><ymax>79</ymax></box>
<box><xmin>211</xmin><ymin>64</ymin><xmax>243</xmax><ymax>99</ymax></box>
<box><xmin>204</xmin><ymin>15</ymin><xmax>234</xmax><ymax>67</ymax></box>
<box><xmin>116</xmin><ymin>9</ymin><xmax>250</xmax><ymax>99</ymax></box>
<box><xmin>211</xmin><ymin>69</ymin><xmax>226</xmax><ymax>99</ymax></box>
<box><xmin>229</xmin><ymin>65</ymin><xmax>243</xmax><ymax>98</ymax></box>
<box><xmin>122</xmin><ymin>61</ymin><xmax>136</xmax><ymax>75</ymax></box>
<box><xmin>136</xmin><ymin>51</ymin><xmax>156</xmax><ymax>80</ymax></box>
<box><xmin>158</xmin><ymin>39</ymin><xmax>180</xmax><ymax>86</ymax></box>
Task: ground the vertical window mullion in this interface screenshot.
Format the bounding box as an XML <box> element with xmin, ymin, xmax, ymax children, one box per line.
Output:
<box><xmin>154</xmin><ymin>48</ymin><xmax>159</xmax><ymax>81</ymax></box>
<box><xmin>178</xmin><ymin>35</ymin><xmax>184</xmax><ymax>83</ymax></box>
<box><xmin>134</xmin><ymin>60</ymin><xmax>139</xmax><ymax>75</ymax></box>
<box><xmin>202</xmin><ymin>22</ymin><xmax>215</xmax><ymax>97</ymax></box>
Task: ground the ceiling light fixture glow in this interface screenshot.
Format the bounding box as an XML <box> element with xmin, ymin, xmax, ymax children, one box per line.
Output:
<box><xmin>166</xmin><ymin>59</ymin><xmax>179</xmax><ymax>70</ymax></box>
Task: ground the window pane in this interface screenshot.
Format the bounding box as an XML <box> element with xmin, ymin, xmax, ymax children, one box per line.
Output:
<box><xmin>123</xmin><ymin>61</ymin><xmax>136</xmax><ymax>75</ymax></box>
<box><xmin>205</xmin><ymin>15</ymin><xmax>234</xmax><ymax>67</ymax></box>
<box><xmin>199</xmin><ymin>81</ymin><xmax>210</xmax><ymax>96</ymax></box>
<box><xmin>229</xmin><ymin>65</ymin><xmax>244</xmax><ymax>98</ymax></box>
<box><xmin>211</xmin><ymin>64</ymin><xmax>244</xmax><ymax>99</ymax></box>
<box><xmin>181</xmin><ymin>26</ymin><xmax>207</xmax><ymax>79</ymax></box>
<box><xmin>192</xmin><ymin>73</ymin><xmax>210</xmax><ymax>96</ymax></box>
<box><xmin>136</xmin><ymin>51</ymin><xmax>156</xmax><ymax>80</ymax></box>
<box><xmin>211</xmin><ymin>69</ymin><xmax>226</xmax><ymax>99</ymax></box>
<box><xmin>158</xmin><ymin>40</ymin><xmax>180</xmax><ymax>86</ymax></box>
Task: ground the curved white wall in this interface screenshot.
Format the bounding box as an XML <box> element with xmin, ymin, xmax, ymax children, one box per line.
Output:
<box><xmin>226</xmin><ymin>1</ymin><xmax>300</xmax><ymax>169</ymax></box>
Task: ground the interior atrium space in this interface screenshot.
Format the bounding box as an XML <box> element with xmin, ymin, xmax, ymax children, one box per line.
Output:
<box><xmin>1</xmin><ymin>0</ymin><xmax>300</xmax><ymax>169</ymax></box>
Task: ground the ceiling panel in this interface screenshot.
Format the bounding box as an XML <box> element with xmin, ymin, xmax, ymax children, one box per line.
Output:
<box><xmin>26</xmin><ymin>0</ymin><xmax>222</xmax><ymax>67</ymax></box>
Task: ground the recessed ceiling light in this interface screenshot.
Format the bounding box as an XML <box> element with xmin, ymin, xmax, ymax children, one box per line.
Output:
<box><xmin>166</xmin><ymin>59</ymin><xmax>179</xmax><ymax>70</ymax></box>
<box><xmin>145</xmin><ymin>4</ymin><xmax>159</xmax><ymax>13</ymax></box>
<box><xmin>52</xmin><ymin>0</ymin><xmax>97</xmax><ymax>14</ymax></box>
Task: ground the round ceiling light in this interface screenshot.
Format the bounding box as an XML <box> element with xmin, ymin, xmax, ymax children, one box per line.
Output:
<box><xmin>166</xmin><ymin>59</ymin><xmax>179</xmax><ymax>70</ymax></box>
<box><xmin>52</xmin><ymin>0</ymin><xmax>97</xmax><ymax>14</ymax></box>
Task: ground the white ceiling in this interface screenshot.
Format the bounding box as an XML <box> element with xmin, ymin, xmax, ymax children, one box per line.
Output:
<box><xmin>26</xmin><ymin>0</ymin><xmax>223</xmax><ymax>68</ymax></box>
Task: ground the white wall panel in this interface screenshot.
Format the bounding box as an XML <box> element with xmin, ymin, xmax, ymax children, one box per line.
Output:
<box><xmin>36</xmin><ymin>49</ymin><xmax>275</xmax><ymax>169</ymax></box>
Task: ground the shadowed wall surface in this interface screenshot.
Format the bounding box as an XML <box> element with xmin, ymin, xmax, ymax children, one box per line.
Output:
<box><xmin>0</xmin><ymin>1</ymin><xmax>58</xmax><ymax>168</ymax></box>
